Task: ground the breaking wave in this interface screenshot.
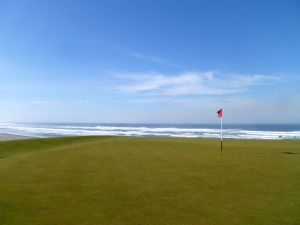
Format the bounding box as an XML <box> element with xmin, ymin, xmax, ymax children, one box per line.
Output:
<box><xmin>0</xmin><ymin>123</ymin><xmax>299</xmax><ymax>140</ymax></box>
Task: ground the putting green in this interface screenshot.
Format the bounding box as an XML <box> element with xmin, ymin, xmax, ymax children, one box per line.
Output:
<box><xmin>0</xmin><ymin>136</ymin><xmax>299</xmax><ymax>225</ymax></box>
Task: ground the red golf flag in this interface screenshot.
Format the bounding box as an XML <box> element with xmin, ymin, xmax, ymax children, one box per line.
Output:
<box><xmin>217</xmin><ymin>109</ymin><xmax>222</xmax><ymax>118</ymax></box>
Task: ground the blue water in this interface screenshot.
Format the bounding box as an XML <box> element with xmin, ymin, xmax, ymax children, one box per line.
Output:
<box><xmin>0</xmin><ymin>123</ymin><xmax>299</xmax><ymax>140</ymax></box>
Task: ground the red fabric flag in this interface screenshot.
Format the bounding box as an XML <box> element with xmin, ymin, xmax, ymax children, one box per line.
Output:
<box><xmin>217</xmin><ymin>109</ymin><xmax>222</xmax><ymax>118</ymax></box>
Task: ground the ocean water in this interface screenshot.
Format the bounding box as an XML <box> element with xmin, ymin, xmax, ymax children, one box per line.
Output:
<box><xmin>0</xmin><ymin>123</ymin><xmax>299</xmax><ymax>140</ymax></box>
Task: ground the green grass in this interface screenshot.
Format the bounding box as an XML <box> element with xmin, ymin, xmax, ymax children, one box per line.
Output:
<box><xmin>0</xmin><ymin>136</ymin><xmax>300</xmax><ymax>225</ymax></box>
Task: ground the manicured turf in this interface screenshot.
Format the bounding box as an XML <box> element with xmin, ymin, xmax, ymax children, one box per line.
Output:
<box><xmin>0</xmin><ymin>136</ymin><xmax>299</xmax><ymax>225</ymax></box>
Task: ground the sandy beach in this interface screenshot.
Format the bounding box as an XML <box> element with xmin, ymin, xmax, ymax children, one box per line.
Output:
<box><xmin>0</xmin><ymin>133</ymin><xmax>31</xmax><ymax>141</ymax></box>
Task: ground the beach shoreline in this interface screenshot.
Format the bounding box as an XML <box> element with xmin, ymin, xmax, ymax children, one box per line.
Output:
<box><xmin>0</xmin><ymin>123</ymin><xmax>299</xmax><ymax>140</ymax></box>
<box><xmin>0</xmin><ymin>133</ymin><xmax>32</xmax><ymax>141</ymax></box>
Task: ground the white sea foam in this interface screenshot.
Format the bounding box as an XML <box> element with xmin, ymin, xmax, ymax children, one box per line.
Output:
<box><xmin>0</xmin><ymin>123</ymin><xmax>299</xmax><ymax>140</ymax></box>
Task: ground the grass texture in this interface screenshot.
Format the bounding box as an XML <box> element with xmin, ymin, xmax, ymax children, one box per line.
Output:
<box><xmin>0</xmin><ymin>136</ymin><xmax>299</xmax><ymax>225</ymax></box>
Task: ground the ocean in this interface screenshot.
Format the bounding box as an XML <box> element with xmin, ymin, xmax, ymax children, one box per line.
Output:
<box><xmin>0</xmin><ymin>123</ymin><xmax>299</xmax><ymax>140</ymax></box>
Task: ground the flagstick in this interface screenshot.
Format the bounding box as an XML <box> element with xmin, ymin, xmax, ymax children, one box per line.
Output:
<box><xmin>220</xmin><ymin>117</ymin><xmax>223</xmax><ymax>154</ymax></box>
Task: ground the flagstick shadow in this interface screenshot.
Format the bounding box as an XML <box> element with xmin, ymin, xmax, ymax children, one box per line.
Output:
<box><xmin>282</xmin><ymin>152</ymin><xmax>299</xmax><ymax>154</ymax></box>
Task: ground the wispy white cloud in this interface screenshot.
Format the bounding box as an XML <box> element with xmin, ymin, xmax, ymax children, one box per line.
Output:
<box><xmin>116</xmin><ymin>71</ymin><xmax>279</xmax><ymax>96</ymax></box>
<box><xmin>74</xmin><ymin>100</ymin><xmax>91</xmax><ymax>104</ymax></box>
<box><xmin>101</xmin><ymin>42</ymin><xmax>182</xmax><ymax>68</ymax></box>
<box><xmin>124</xmin><ymin>51</ymin><xmax>182</xmax><ymax>68</ymax></box>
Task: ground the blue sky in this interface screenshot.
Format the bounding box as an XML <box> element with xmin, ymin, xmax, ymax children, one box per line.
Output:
<box><xmin>0</xmin><ymin>0</ymin><xmax>299</xmax><ymax>123</ymax></box>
